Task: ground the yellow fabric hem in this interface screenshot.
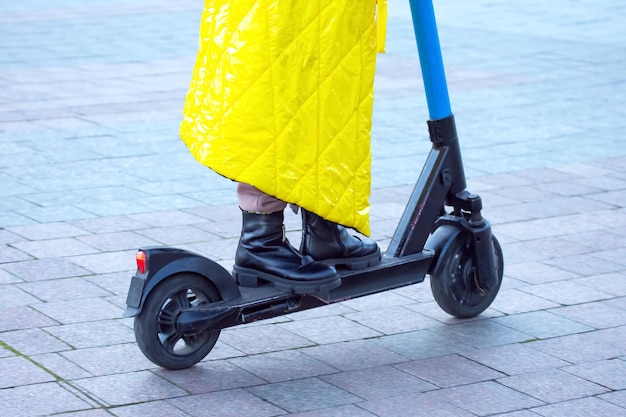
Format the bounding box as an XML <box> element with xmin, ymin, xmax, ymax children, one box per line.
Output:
<box><xmin>377</xmin><ymin>0</ymin><xmax>388</xmax><ymax>53</ymax></box>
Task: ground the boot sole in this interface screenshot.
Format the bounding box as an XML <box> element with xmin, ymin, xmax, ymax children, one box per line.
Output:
<box><xmin>320</xmin><ymin>249</ymin><xmax>382</xmax><ymax>270</ymax></box>
<box><xmin>232</xmin><ymin>266</ymin><xmax>342</xmax><ymax>294</ymax></box>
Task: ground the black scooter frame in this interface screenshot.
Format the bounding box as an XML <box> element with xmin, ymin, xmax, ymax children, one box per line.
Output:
<box><xmin>124</xmin><ymin>114</ymin><xmax>498</xmax><ymax>334</ymax></box>
<box><xmin>124</xmin><ymin>0</ymin><xmax>501</xmax><ymax>356</ymax></box>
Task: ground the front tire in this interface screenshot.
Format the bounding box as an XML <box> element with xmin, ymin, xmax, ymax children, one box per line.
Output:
<box><xmin>429</xmin><ymin>227</ymin><xmax>503</xmax><ymax>318</ymax></box>
<box><xmin>134</xmin><ymin>273</ymin><xmax>221</xmax><ymax>369</ymax></box>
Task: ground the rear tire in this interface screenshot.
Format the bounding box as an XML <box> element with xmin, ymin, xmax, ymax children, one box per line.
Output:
<box><xmin>134</xmin><ymin>273</ymin><xmax>221</xmax><ymax>369</ymax></box>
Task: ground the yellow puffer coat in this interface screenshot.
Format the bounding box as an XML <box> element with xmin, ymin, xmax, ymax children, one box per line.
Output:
<box><xmin>180</xmin><ymin>0</ymin><xmax>383</xmax><ymax>235</ymax></box>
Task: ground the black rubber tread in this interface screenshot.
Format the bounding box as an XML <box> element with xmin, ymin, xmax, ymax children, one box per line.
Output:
<box><xmin>134</xmin><ymin>273</ymin><xmax>221</xmax><ymax>369</ymax></box>
<box><xmin>430</xmin><ymin>230</ymin><xmax>503</xmax><ymax>318</ymax></box>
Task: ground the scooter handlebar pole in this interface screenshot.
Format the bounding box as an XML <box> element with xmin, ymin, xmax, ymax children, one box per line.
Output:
<box><xmin>409</xmin><ymin>0</ymin><xmax>452</xmax><ymax>121</ymax></box>
<box><xmin>407</xmin><ymin>1</ymin><xmax>499</xmax><ymax>291</ymax></box>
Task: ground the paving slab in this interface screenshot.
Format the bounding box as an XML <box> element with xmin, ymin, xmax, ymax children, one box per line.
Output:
<box><xmin>1</xmin><ymin>0</ymin><xmax>625</xmax><ymax>415</ymax></box>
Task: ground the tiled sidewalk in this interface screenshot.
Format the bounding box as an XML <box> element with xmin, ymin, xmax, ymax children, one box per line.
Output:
<box><xmin>1</xmin><ymin>0</ymin><xmax>625</xmax><ymax>416</ymax></box>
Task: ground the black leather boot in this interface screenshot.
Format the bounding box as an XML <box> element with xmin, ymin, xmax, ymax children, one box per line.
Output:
<box><xmin>300</xmin><ymin>209</ymin><xmax>381</xmax><ymax>270</ymax></box>
<box><xmin>233</xmin><ymin>210</ymin><xmax>341</xmax><ymax>294</ymax></box>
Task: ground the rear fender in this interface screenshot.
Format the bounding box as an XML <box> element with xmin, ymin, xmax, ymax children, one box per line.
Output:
<box><xmin>124</xmin><ymin>247</ymin><xmax>240</xmax><ymax>317</ymax></box>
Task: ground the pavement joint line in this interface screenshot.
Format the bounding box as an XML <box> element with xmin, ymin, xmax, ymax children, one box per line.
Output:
<box><xmin>0</xmin><ymin>339</ymin><xmax>62</xmax><ymax>382</ymax></box>
<box><xmin>1</xmin><ymin>0</ymin><xmax>626</xmax><ymax>415</ymax></box>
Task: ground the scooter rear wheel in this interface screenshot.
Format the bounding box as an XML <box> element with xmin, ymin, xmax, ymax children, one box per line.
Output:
<box><xmin>134</xmin><ymin>273</ymin><xmax>221</xmax><ymax>369</ymax></box>
<box><xmin>430</xmin><ymin>228</ymin><xmax>503</xmax><ymax>318</ymax></box>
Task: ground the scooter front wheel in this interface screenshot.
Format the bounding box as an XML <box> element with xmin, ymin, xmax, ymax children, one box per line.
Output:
<box><xmin>430</xmin><ymin>228</ymin><xmax>503</xmax><ymax>318</ymax></box>
<box><xmin>134</xmin><ymin>273</ymin><xmax>221</xmax><ymax>369</ymax></box>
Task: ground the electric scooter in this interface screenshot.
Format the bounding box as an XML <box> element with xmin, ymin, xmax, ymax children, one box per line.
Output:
<box><xmin>124</xmin><ymin>0</ymin><xmax>504</xmax><ymax>370</ymax></box>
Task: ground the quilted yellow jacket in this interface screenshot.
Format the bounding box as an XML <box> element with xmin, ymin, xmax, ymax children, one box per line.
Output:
<box><xmin>180</xmin><ymin>0</ymin><xmax>385</xmax><ymax>235</ymax></box>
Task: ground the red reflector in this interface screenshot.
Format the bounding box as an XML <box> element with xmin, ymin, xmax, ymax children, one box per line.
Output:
<box><xmin>136</xmin><ymin>251</ymin><xmax>147</xmax><ymax>274</ymax></box>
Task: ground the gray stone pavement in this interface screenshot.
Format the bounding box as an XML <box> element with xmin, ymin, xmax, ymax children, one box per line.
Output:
<box><xmin>1</xmin><ymin>0</ymin><xmax>625</xmax><ymax>415</ymax></box>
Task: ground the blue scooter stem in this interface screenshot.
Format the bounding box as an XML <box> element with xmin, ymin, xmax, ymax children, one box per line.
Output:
<box><xmin>390</xmin><ymin>1</ymin><xmax>499</xmax><ymax>293</ymax></box>
<box><xmin>409</xmin><ymin>0</ymin><xmax>452</xmax><ymax>120</ymax></box>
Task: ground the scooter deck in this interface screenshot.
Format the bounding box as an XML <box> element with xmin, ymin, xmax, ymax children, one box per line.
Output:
<box><xmin>239</xmin><ymin>250</ymin><xmax>435</xmax><ymax>303</ymax></box>
<box><xmin>326</xmin><ymin>250</ymin><xmax>435</xmax><ymax>301</ymax></box>
<box><xmin>177</xmin><ymin>250</ymin><xmax>435</xmax><ymax>333</ymax></box>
